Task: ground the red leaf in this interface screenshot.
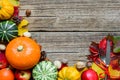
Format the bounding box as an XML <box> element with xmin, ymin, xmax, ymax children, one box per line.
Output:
<box><xmin>89</xmin><ymin>42</ymin><xmax>99</xmax><ymax>54</ymax></box>
<box><xmin>99</xmin><ymin>37</ymin><xmax>107</xmax><ymax>53</ymax></box>
<box><xmin>13</xmin><ymin>6</ymin><xmax>19</xmax><ymax>17</ymax></box>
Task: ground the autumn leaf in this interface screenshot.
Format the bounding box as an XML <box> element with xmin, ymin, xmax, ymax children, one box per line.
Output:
<box><xmin>92</xmin><ymin>63</ymin><xmax>105</xmax><ymax>80</ymax></box>
<box><xmin>18</xmin><ymin>19</ymin><xmax>29</xmax><ymax>36</ymax></box>
<box><xmin>113</xmin><ymin>36</ymin><xmax>120</xmax><ymax>53</ymax></box>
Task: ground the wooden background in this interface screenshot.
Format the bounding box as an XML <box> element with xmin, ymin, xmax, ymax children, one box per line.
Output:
<box><xmin>20</xmin><ymin>0</ymin><xmax>120</xmax><ymax>65</ymax></box>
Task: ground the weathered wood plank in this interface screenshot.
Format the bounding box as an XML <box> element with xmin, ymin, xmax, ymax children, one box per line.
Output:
<box><xmin>20</xmin><ymin>0</ymin><xmax>120</xmax><ymax>5</ymax></box>
<box><xmin>32</xmin><ymin>32</ymin><xmax>120</xmax><ymax>65</ymax></box>
<box><xmin>20</xmin><ymin>0</ymin><xmax>120</xmax><ymax>16</ymax></box>
<box><xmin>25</xmin><ymin>16</ymin><xmax>120</xmax><ymax>31</ymax></box>
<box><xmin>47</xmin><ymin>53</ymin><xmax>88</xmax><ymax>66</ymax></box>
<box><xmin>19</xmin><ymin>0</ymin><xmax>120</xmax><ymax>65</ymax></box>
<box><xmin>20</xmin><ymin>0</ymin><xmax>120</xmax><ymax>31</ymax></box>
<box><xmin>32</xmin><ymin>32</ymin><xmax>119</xmax><ymax>53</ymax></box>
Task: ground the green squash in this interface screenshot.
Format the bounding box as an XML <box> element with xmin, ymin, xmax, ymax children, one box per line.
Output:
<box><xmin>32</xmin><ymin>61</ymin><xmax>58</xmax><ymax>80</ymax></box>
<box><xmin>0</xmin><ymin>20</ymin><xmax>18</xmax><ymax>42</ymax></box>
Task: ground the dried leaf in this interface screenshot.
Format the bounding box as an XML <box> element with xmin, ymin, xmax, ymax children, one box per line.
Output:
<box><xmin>92</xmin><ymin>63</ymin><xmax>105</xmax><ymax>79</ymax></box>
<box><xmin>89</xmin><ymin>41</ymin><xmax>99</xmax><ymax>54</ymax></box>
<box><xmin>18</xmin><ymin>19</ymin><xmax>29</xmax><ymax>36</ymax></box>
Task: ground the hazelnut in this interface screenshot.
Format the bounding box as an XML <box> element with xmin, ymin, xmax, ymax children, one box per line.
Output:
<box><xmin>23</xmin><ymin>32</ymin><xmax>31</xmax><ymax>37</ymax></box>
<box><xmin>0</xmin><ymin>44</ymin><xmax>6</xmax><ymax>50</ymax></box>
<box><xmin>26</xmin><ymin>9</ymin><xmax>31</xmax><ymax>17</ymax></box>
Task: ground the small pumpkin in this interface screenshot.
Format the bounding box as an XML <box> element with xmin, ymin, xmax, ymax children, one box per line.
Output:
<box><xmin>32</xmin><ymin>61</ymin><xmax>58</xmax><ymax>80</ymax></box>
<box><xmin>0</xmin><ymin>20</ymin><xmax>18</xmax><ymax>42</ymax></box>
<box><xmin>58</xmin><ymin>67</ymin><xmax>80</xmax><ymax>80</ymax></box>
<box><xmin>0</xmin><ymin>0</ymin><xmax>14</xmax><ymax>20</ymax></box>
<box><xmin>5</xmin><ymin>37</ymin><xmax>41</xmax><ymax>70</ymax></box>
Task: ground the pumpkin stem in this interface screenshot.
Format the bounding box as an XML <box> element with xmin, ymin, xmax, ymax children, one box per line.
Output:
<box><xmin>17</xmin><ymin>45</ymin><xmax>23</xmax><ymax>51</ymax></box>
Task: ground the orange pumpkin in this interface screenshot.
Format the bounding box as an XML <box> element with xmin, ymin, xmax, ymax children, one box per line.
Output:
<box><xmin>5</xmin><ymin>37</ymin><xmax>41</xmax><ymax>70</ymax></box>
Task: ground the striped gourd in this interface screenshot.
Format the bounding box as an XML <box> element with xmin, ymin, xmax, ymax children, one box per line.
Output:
<box><xmin>0</xmin><ymin>20</ymin><xmax>18</xmax><ymax>42</ymax></box>
<box><xmin>32</xmin><ymin>61</ymin><xmax>58</xmax><ymax>80</ymax></box>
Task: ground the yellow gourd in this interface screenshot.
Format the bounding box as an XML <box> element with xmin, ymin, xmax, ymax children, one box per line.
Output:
<box><xmin>58</xmin><ymin>67</ymin><xmax>80</xmax><ymax>80</ymax></box>
<box><xmin>0</xmin><ymin>0</ymin><xmax>14</xmax><ymax>20</ymax></box>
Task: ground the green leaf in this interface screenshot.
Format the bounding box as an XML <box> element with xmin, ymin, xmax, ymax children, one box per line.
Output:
<box><xmin>113</xmin><ymin>36</ymin><xmax>120</xmax><ymax>53</ymax></box>
<box><xmin>113</xmin><ymin>47</ymin><xmax>120</xmax><ymax>53</ymax></box>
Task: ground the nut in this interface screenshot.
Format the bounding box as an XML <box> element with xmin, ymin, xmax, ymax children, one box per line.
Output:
<box><xmin>0</xmin><ymin>44</ymin><xmax>6</xmax><ymax>50</ymax></box>
<box><xmin>23</xmin><ymin>32</ymin><xmax>31</xmax><ymax>37</ymax></box>
<box><xmin>53</xmin><ymin>60</ymin><xmax>62</xmax><ymax>69</ymax></box>
<box><xmin>25</xmin><ymin>9</ymin><xmax>31</xmax><ymax>17</ymax></box>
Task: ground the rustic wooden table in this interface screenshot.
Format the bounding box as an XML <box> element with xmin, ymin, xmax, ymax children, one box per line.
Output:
<box><xmin>20</xmin><ymin>0</ymin><xmax>120</xmax><ymax>65</ymax></box>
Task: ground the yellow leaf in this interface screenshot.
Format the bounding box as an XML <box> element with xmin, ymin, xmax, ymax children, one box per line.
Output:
<box><xmin>18</xmin><ymin>19</ymin><xmax>29</xmax><ymax>36</ymax></box>
<box><xmin>92</xmin><ymin>63</ymin><xmax>105</xmax><ymax>80</ymax></box>
<box><xmin>18</xmin><ymin>19</ymin><xmax>29</xmax><ymax>29</ymax></box>
<box><xmin>18</xmin><ymin>28</ymin><xmax>28</xmax><ymax>36</ymax></box>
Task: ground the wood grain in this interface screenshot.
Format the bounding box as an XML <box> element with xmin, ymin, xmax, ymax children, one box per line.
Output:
<box><xmin>20</xmin><ymin>0</ymin><xmax>120</xmax><ymax>31</ymax></box>
<box><xmin>31</xmin><ymin>32</ymin><xmax>120</xmax><ymax>65</ymax></box>
<box><xmin>32</xmin><ymin>32</ymin><xmax>120</xmax><ymax>53</ymax></box>
<box><xmin>20</xmin><ymin>0</ymin><xmax>120</xmax><ymax>65</ymax></box>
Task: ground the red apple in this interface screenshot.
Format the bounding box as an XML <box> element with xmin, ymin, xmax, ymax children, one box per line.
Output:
<box><xmin>81</xmin><ymin>69</ymin><xmax>98</xmax><ymax>80</ymax></box>
<box><xmin>15</xmin><ymin>70</ymin><xmax>31</xmax><ymax>80</ymax></box>
<box><xmin>0</xmin><ymin>51</ymin><xmax>9</xmax><ymax>69</ymax></box>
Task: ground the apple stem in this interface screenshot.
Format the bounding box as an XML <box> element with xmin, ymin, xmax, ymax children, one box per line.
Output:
<box><xmin>21</xmin><ymin>72</ymin><xmax>25</xmax><ymax>76</ymax></box>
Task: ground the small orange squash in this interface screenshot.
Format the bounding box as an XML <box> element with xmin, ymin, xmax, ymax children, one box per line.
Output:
<box><xmin>5</xmin><ymin>37</ymin><xmax>41</xmax><ymax>70</ymax></box>
<box><xmin>0</xmin><ymin>0</ymin><xmax>14</xmax><ymax>20</ymax></box>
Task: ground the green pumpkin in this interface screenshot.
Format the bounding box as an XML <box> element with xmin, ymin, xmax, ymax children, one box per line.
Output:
<box><xmin>0</xmin><ymin>20</ymin><xmax>18</xmax><ymax>42</ymax></box>
<box><xmin>32</xmin><ymin>61</ymin><xmax>58</xmax><ymax>80</ymax></box>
